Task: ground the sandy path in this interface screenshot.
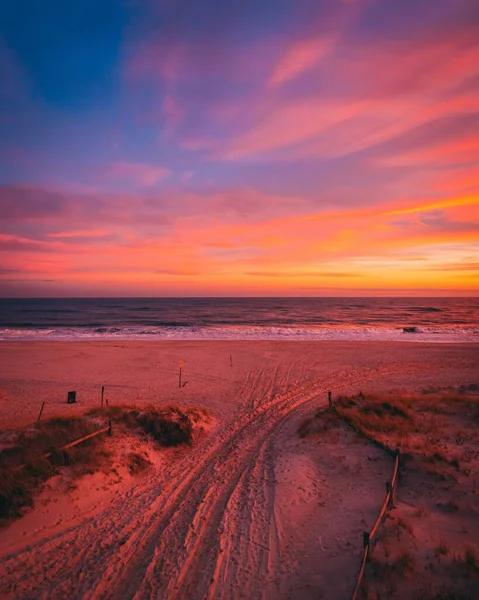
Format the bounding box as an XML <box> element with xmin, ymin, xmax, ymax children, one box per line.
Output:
<box><xmin>0</xmin><ymin>342</ymin><xmax>478</xmax><ymax>599</ymax></box>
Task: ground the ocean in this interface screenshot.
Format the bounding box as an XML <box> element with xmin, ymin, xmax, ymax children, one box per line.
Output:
<box><xmin>0</xmin><ymin>297</ymin><xmax>478</xmax><ymax>342</ymax></box>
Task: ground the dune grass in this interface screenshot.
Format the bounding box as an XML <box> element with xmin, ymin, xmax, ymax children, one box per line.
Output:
<box><xmin>1</xmin><ymin>404</ymin><xmax>211</xmax><ymax>523</ymax></box>
<box><xmin>0</xmin><ymin>417</ymin><xmax>105</xmax><ymax>521</ymax></box>
<box><xmin>87</xmin><ymin>404</ymin><xmax>211</xmax><ymax>447</ymax></box>
<box><xmin>334</xmin><ymin>391</ymin><xmax>479</xmax><ymax>473</ymax></box>
<box><xmin>335</xmin><ymin>393</ymin><xmax>413</xmax><ymax>439</ymax></box>
<box><xmin>335</xmin><ymin>388</ymin><xmax>479</xmax><ymax>600</ymax></box>
<box><xmin>298</xmin><ymin>408</ymin><xmax>342</xmax><ymax>438</ymax></box>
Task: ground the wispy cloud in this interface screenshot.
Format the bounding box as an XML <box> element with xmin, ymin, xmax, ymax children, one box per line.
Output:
<box><xmin>1</xmin><ymin>0</ymin><xmax>478</xmax><ymax>295</ymax></box>
<box><xmin>2</xmin><ymin>182</ymin><xmax>477</xmax><ymax>295</ymax></box>
<box><xmin>268</xmin><ymin>37</ymin><xmax>333</xmax><ymax>87</ymax></box>
<box><xmin>106</xmin><ymin>162</ymin><xmax>170</xmax><ymax>186</ymax></box>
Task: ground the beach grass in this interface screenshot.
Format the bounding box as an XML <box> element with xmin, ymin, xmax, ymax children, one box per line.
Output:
<box><xmin>0</xmin><ymin>417</ymin><xmax>104</xmax><ymax>521</ymax></box>
<box><xmin>0</xmin><ymin>405</ymin><xmax>211</xmax><ymax>523</ymax></box>
<box><xmin>326</xmin><ymin>389</ymin><xmax>479</xmax><ymax>599</ymax></box>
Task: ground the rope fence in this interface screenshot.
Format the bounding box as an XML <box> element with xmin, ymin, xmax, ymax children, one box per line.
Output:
<box><xmin>10</xmin><ymin>383</ymin><xmax>400</xmax><ymax>599</ymax></box>
<box><xmin>351</xmin><ymin>450</ymin><xmax>400</xmax><ymax>600</ymax></box>
<box><xmin>12</xmin><ymin>421</ymin><xmax>112</xmax><ymax>472</ymax></box>
<box><xmin>327</xmin><ymin>393</ymin><xmax>401</xmax><ymax>600</ymax></box>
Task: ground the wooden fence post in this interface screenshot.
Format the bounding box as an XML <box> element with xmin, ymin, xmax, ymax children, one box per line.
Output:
<box><xmin>391</xmin><ymin>450</ymin><xmax>400</xmax><ymax>506</ymax></box>
<box><xmin>386</xmin><ymin>481</ymin><xmax>394</xmax><ymax>508</ymax></box>
<box><xmin>179</xmin><ymin>360</ymin><xmax>183</xmax><ymax>388</ymax></box>
<box><xmin>37</xmin><ymin>401</ymin><xmax>45</xmax><ymax>423</ymax></box>
<box><xmin>328</xmin><ymin>391</ymin><xmax>333</xmax><ymax>409</ymax></box>
<box><xmin>101</xmin><ymin>385</ymin><xmax>104</xmax><ymax>407</ymax></box>
<box><xmin>363</xmin><ymin>531</ymin><xmax>370</xmax><ymax>549</ymax></box>
<box><xmin>108</xmin><ymin>420</ymin><xmax>112</xmax><ymax>436</ymax></box>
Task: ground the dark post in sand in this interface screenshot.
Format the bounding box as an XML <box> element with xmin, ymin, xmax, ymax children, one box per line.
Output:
<box><xmin>179</xmin><ymin>360</ymin><xmax>183</xmax><ymax>388</ymax></box>
<box><xmin>101</xmin><ymin>385</ymin><xmax>105</xmax><ymax>408</ymax></box>
<box><xmin>386</xmin><ymin>481</ymin><xmax>394</xmax><ymax>508</ymax></box>
<box><xmin>328</xmin><ymin>391</ymin><xmax>333</xmax><ymax>408</ymax></box>
<box><xmin>37</xmin><ymin>401</ymin><xmax>45</xmax><ymax>423</ymax></box>
<box><xmin>67</xmin><ymin>391</ymin><xmax>77</xmax><ymax>404</ymax></box>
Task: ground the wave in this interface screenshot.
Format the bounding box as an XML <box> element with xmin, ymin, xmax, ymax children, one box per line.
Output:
<box><xmin>0</xmin><ymin>324</ymin><xmax>478</xmax><ymax>343</ymax></box>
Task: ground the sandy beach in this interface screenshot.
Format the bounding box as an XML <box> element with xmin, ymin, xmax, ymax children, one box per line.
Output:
<box><xmin>0</xmin><ymin>341</ymin><xmax>478</xmax><ymax>599</ymax></box>
<box><xmin>1</xmin><ymin>341</ymin><xmax>478</xmax><ymax>429</ymax></box>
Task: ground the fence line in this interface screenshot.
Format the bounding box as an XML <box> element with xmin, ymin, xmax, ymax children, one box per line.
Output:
<box><xmin>12</xmin><ymin>421</ymin><xmax>112</xmax><ymax>472</ymax></box>
<box><xmin>328</xmin><ymin>399</ymin><xmax>401</xmax><ymax>600</ymax></box>
<box><xmin>351</xmin><ymin>542</ymin><xmax>369</xmax><ymax>600</ymax></box>
<box><xmin>349</xmin><ymin>450</ymin><xmax>400</xmax><ymax>599</ymax></box>
<box><xmin>12</xmin><ymin>387</ymin><xmax>400</xmax><ymax>598</ymax></box>
<box><xmin>60</xmin><ymin>422</ymin><xmax>111</xmax><ymax>451</ymax></box>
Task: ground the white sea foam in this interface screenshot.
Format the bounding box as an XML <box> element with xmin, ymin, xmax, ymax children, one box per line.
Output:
<box><xmin>0</xmin><ymin>325</ymin><xmax>478</xmax><ymax>342</ymax></box>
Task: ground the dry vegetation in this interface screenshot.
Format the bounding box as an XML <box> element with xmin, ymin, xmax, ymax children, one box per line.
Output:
<box><xmin>298</xmin><ymin>408</ymin><xmax>342</xmax><ymax>438</ymax></box>
<box><xmin>0</xmin><ymin>405</ymin><xmax>212</xmax><ymax>524</ymax></box>
<box><xmin>87</xmin><ymin>404</ymin><xmax>211</xmax><ymax>447</ymax></box>
<box><xmin>334</xmin><ymin>387</ymin><xmax>479</xmax><ymax>476</ymax></box>
<box><xmin>329</xmin><ymin>386</ymin><xmax>479</xmax><ymax>600</ymax></box>
<box><xmin>0</xmin><ymin>417</ymin><xmax>106</xmax><ymax>521</ymax></box>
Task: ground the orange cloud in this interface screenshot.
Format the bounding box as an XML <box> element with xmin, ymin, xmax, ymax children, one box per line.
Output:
<box><xmin>384</xmin><ymin>194</ymin><xmax>479</xmax><ymax>217</ymax></box>
<box><xmin>377</xmin><ymin>135</ymin><xmax>479</xmax><ymax>168</ymax></box>
<box><xmin>1</xmin><ymin>183</ymin><xmax>478</xmax><ymax>296</ymax></box>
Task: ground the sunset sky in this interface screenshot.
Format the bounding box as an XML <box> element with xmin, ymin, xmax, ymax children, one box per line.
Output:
<box><xmin>0</xmin><ymin>0</ymin><xmax>478</xmax><ymax>297</ymax></box>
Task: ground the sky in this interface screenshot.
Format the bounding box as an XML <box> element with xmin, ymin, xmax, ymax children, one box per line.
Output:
<box><xmin>0</xmin><ymin>0</ymin><xmax>478</xmax><ymax>297</ymax></box>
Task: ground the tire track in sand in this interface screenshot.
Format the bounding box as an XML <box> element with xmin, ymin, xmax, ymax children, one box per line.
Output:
<box><xmin>1</xmin><ymin>360</ymin><xmax>402</xmax><ymax>600</ymax></box>
<box><xmin>98</xmin><ymin>362</ymin><xmax>393</xmax><ymax>599</ymax></box>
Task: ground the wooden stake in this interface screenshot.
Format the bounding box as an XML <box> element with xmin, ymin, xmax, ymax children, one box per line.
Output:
<box><xmin>37</xmin><ymin>401</ymin><xmax>45</xmax><ymax>423</ymax></box>
<box><xmin>363</xmin><ymin>531</ymin><xmax>370</xmax><ymax>548</ymax></box>
<box><xmin>328</xmin><ymin>391</ymin><xmax>333</xmax><ymax>408</ymax></box>
<box><xmin>108</xmin><ymin>420</ymin><xmax>112</xmax><ymax>436</ymax></box>
<box><xmin>390</xmin><ymin>479</ymin><xmax>396</xmax><ymax>507</ymax></box>
<box><xmin>101</xmin><ymin>385</ymin><xmax>104</xmax><ymax>407</ymax></box>
<box><xmin>179</xmin><ymin>360</ymin><xmax>184</xmax><ymax>388</ymax></box>
<box><xmin>386</xmin><ymin>481</ymin><xmax>393</xmax><ymax>508</ymax></box>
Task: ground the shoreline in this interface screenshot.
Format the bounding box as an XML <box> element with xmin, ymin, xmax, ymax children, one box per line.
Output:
<box><xmin>1</xmin><ymin>332</ymin><xmax>478</xmax><ymax>343</ymax></box>
<box><xmin>1</xmin><ymin>337</ymin><xmax>479</xmax><ymax>343</ymax></box>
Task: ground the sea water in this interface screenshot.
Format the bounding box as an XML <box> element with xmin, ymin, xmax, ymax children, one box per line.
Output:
<box><xmin>0</xmin><ymin>297</ymin><xmax>478</xmax><ymax>342</ymax></box>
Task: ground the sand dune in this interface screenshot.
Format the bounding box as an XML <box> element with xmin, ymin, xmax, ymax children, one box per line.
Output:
<box><xmin>0</xmin><ymin>341</ymin><xmax>478</xmax><ymax>599</ymax></box>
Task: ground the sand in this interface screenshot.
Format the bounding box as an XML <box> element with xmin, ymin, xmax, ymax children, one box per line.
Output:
<box><xmin>0</xmin><ymin>341</ymin><xmax>478</xmax><ymax>599</ymax></box>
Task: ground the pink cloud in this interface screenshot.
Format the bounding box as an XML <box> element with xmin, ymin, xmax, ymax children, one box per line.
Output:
<box><xmin>216</xmin><ymin>25</ymin><xmax>479</xmax><ymax>162</ymax></box>
<box><xmin>377</xmin><ymin>135</ymin><xmax>479</xmax><ymax>168</ymax></box>
<box><xmin>221</xmin><ymin>99</ymin><xmax>365</xmax><ymax>159</ymax></box>
<box><xmin>268</xmin><ymin>37</ymin><xmax>333</xmax><ymax>87</ymax></box>
<box><xmin>1</xmin><ymin>183</ymin><xmax>478</xmax><ymax>296</ymax></box>
<box><xmin>106</xmin><ymin>162</ymin><xmax>170</xmax><ymax>186</ymax></box>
